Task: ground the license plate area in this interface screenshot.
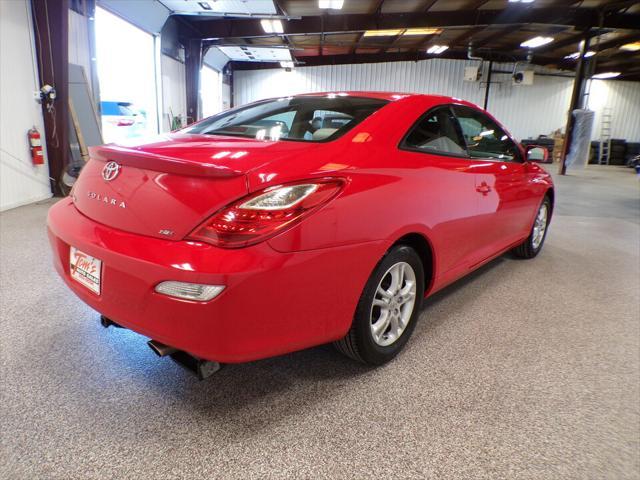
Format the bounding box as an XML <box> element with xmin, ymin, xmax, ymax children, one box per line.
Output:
<box><xmin>69</xmin><ymin>246</ymin><xmax>102</xmax><ymax>295</ymax></box>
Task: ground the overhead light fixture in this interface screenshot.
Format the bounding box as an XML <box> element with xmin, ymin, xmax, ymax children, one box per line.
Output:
<box><xmin>403</xmin><ymin>27</ymin><xmax>443</xmax><ymax>36</ymax></box>
<box><xmin>520</xmin><ymin>36</ymin><xmax>554</xmax><ymax>49</ymax></box>
<box><xmin>592</xmin><ymin>72</ymin><xmax>621</xmax><ymax>79</ymax></box>
<box><xmin>319</xmin><ymin>0</ymin><xmax>344</xmax><ymax>8</ymax></box>
<box><xmin>508</xmin><ymin>0</ymin><xmax>535</xmax><ymax>3</ymax></box>
<box><xmin>363</xmin><ymin>27</ymin><xmax>442</xmax><ymax>37</ymax></box>
<box><xmin>620</xmin><ymin>41</ymin><xmax>640</xmax><ymax>52</ymax></box>
<box><xmin>427</xmin><ymin>45</ymin><xmax>449</xmax><ymax>54</ymax></box>
<box><xmin>564</xmin><ymin>51</ymin><xmax>596</xmax><ymax>60</ymax></box>
<box><xmin>280</xmin><ymin>61</ymin><xmax>295</xmax><ymax>68</ymax></box>
<box><xmin>260</xmin><ymin>19</ymin><xmax>284</xmax><ymax>34</ymax></box>
<box><xmin>363</xmin><ymin>29</ymin><xmax>403</xmax><ymax>37</ymax></box>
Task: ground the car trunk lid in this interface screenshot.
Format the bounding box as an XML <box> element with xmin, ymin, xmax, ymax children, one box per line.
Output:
<box><xmin>72</xmin><ymin>134</ymin><xmax>313</xmax><ymax>240</ymax></box>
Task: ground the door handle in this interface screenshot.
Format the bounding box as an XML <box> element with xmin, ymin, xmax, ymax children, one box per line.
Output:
<box><xmin>476</xmin><ymin>183</ymin><xmax>492</xmax><ymax>195</ymax></box>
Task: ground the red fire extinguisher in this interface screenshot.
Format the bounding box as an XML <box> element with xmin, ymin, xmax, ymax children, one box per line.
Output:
<box><xmin>28</xmin><ymin>126</ymin><xmax>44</xmax><ymax>165</ymax></box>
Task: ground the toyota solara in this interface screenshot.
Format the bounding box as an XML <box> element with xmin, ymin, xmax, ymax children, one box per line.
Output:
<box><xmin>48</xmin><ymin>92</ymin><xmax>553</xmax><ymax>374</ymax></box>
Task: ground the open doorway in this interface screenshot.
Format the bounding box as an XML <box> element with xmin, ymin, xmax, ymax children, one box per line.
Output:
<box><xmin>201</xmin><ymin>65</ymin><xmax>222</xmax><ymax>119</ymax></box>
<box><xmin>95</xmin><ymin>7</ymin><xmax>159</xmax><ymax>143</ymax></box>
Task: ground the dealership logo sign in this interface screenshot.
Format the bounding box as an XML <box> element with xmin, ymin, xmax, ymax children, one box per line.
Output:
<box><xmin>102</xmin><ymin>161</ymin><xmax>121</xmax><ymax>181</ymax></box>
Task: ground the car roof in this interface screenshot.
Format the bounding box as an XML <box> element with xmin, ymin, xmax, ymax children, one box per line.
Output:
<box><xmin>296</xmin><ymin>91</ymin><xmax>479</xmax><ymax>109</ymax></box>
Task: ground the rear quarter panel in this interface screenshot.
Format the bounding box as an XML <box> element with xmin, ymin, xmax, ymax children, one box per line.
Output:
<box><xmin>262</xmin><ymin>97</ymin><xmax>477</xmax><ymax>282</ymax></box>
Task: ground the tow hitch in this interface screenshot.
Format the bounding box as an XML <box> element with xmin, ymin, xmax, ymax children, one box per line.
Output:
<box><xmin>100</xmin><ymin>315</ymin><xmax>222</xmax><ymax>380</ymax></box>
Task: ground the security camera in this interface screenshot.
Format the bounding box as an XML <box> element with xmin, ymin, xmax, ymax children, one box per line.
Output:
<box><xmin>513</xmin><ymin>70</ymin><xmax>534</xmax><ymax>85</ymax></box>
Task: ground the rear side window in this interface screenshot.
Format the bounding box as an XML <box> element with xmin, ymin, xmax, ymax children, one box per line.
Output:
<box><xmin>452</xmin><ymin>106</ymin><xmax>520</xmax><ymax>162</ymax></box>
<box><xmin>401</xmin><ymin>107</ymin><xmax>467</xmax><ymax>156</ymax></box>
<box><xmin>184</xmin><ymin>96</ymin><xmax>388</xmax><ymax>143</ymax></box>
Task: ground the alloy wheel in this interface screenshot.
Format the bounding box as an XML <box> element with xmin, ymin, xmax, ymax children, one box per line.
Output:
<box><xmin>370</xmin><ymin>261</ymin><xmax>417</xmax><ymax>347</ymax></box>
<box><xmin>532</xmin><ymin>202</ymin><xmax>548</xmax><ymax>250</ymax></box>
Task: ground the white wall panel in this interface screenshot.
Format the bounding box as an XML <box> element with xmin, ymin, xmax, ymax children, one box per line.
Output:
<box><xmin>0</xmin><ymin>0</ymin><xmax>52</xmax><ymax>211</ymax></box>
<box><xmin>234</xmin><ymin>59</ymin><xmax>639</xmax><ymax>143</ymax></box>
<box><xmin>68</xmin><ymin>10</ymin><xmax>93</xmax><ymax>94</ymax></box>
<box><xmin>160</xmin><ymin>55</ymin><xmax>186</xmax><ymax>131</ymax></box>
<box><xmin>588</xmin><ymin>79</ymin><xmax>640</xmax><ymax>143</ymax></box>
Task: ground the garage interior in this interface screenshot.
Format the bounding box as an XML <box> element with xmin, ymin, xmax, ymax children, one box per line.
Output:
<box><xmin>1</xmin><ymin>0</ymin><xmax>639</xmax><ymax>478</ymax></box>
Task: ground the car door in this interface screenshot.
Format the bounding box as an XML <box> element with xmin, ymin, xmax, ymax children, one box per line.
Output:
<box><xmin>396</xmin><ymin>105</ymin><xmax>485</xmax><ymax>277</ymax></box>
<box><xmin>452</xmin><ymin>105</ymin><xmax>539</xmax><ymax>259</ymax></box>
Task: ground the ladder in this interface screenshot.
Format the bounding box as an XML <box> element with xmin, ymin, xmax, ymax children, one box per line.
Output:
<box><xmin>599</xmin><ymin>108</ymin><xmax>612</xmax><ymax>165</ymax></box>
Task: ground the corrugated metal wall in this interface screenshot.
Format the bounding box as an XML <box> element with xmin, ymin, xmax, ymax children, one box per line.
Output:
<box><xmin>588</xmin><ymin>79</ymin><xmax>640</xmax><ymax>142</ymax></box>
<box><xmin>234</xmin><ymin>59</ymin><xmax>640</xmax><ymax>142</ymax></box>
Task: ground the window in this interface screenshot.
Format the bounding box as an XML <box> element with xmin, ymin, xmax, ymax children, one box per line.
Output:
<box><xmin>184</xmin><ymin>96</ymin><xmax>388</xmax><ymax>142</ymax></box>
<box><xmin>401</xmin><ymin>107</ymin><xmax>467</xmax><ymax>156</ymax></box>
<box><xmin>452</xmin><ymin>106</ymin><xmax>520</xmax><ymax>162</ymax></box>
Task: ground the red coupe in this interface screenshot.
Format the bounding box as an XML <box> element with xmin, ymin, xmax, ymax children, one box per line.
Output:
<box><xmin>48</xmin><ymin>92</ymin><xmax>553</xmax><ymax>374</ymax></box>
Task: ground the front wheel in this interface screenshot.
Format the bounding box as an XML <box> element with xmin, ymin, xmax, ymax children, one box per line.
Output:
<box><xmin>334</xmin><ymin>245</ymin><xmax>424</xmax><ymax>365</ymax></box>
<box><xmin>512</xmin><ymin>196</ymin><xmax>551</xmax><ymax>259</ymax></box>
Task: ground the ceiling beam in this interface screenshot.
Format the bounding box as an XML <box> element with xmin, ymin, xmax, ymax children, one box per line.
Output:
<box><xmin>230</xmin><ymin>49</ymin><xmax>563</xmax><ymax>69</ymax></box>
<box><xmin>472</xmin><ymin>24</ymin><xmax>523</xmax><ymax>49</ymax></box>
<box><xmin>422</xmin><ymin>0</ymin><xmax>438</xmax><ymax>12</ymax></box>
<box><xmin>193</xmin><ymin>8</ymin><xmax>640</xmax><ymax>42</ymax></box>
<box><xmin>592</xmin><ymin>32</ymin><xmax>640</xmax><ymax>52</ymax></box>
<box><xmin>451</xmin><ymin>26</ymin><xmax>486</xmax><ymax>48</ymax></box>
<box><xmin>528</xmin><ymin>28</ymin><xmax>619</xmax><ymax>58</ymax></box>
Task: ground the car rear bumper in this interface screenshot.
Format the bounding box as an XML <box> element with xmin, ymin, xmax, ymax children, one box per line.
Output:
<box><xmin>47</xmin><ymin>198</ymin><xmax>385</xmax><ymax>363</ymax></box>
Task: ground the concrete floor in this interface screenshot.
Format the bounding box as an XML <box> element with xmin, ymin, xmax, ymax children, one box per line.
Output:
<box><xmin>1</xmin><ymin>165</ymin><xmax>639</xmax><ymax>479</ymax></box>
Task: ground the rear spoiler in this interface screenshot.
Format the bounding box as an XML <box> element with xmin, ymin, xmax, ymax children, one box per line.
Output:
<box><xmin>89</xmin><ymin>145</ymin><xmax>244</xmax><ymax>178</ymax></box>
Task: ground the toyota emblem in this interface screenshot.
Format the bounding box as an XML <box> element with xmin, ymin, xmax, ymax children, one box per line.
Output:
<box><xmin>102</xmin><ymin>161</ymin><xmax>121</xmax><ymax>181</ymax></box>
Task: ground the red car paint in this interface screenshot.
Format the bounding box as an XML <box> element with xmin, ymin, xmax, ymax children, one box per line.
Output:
<box><xmin>47</xmin><ymin>92</ymin><xmax>553</xmax><ymax>363</ymax></box>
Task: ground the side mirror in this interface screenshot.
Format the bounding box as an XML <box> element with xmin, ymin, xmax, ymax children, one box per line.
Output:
<box><xmin>525</xmin><ymin>145</ymin><xmax>549</xmax><ymax>163</ymax></box>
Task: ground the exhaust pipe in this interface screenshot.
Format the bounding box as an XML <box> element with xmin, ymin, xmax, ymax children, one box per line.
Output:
<box><xmin>100</xmin><ymin>315</ymin><xmax>124</xmax><ymax>329</ymax></box>
<box><xmin>147</xmin><ymin>339</ymin><xmax>178</xmax><ymax>357</ymax></box>
<box><xmin>102</xmin><ymin>319</ymin><xmax>221</xmax><ymax>380</ymax></box>
<box><xmin>148</xmin><ymin>340</ymin><xmax>221</xmax><ymax>379</ymax></box>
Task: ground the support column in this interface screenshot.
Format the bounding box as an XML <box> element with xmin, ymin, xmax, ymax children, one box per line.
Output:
<box><xmin>185</xmin><ymin>38</ymin><xmax>203</xmax><ymax>124</ymax></box>
<box><xmin>483</xmin><ymin>60</ymin><xmax>493</xmax><ymax>110</ymax></box>
<box><xmin>31</xmin><ymin>0</ymin><xmax>69</xmax><ymax>195</ymax></box>
<box><xmin>559</xmin><ymin>35</ymin><xmax>591</xmax><ymax>175</ymax></box>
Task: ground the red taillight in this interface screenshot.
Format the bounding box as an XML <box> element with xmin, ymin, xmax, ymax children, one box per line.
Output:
<box><xmin>117</xmin><ymin>119</ymin><xmax>135</xmax><ymax>126</ymax></box>
<box><xmin>188</xmin><ymin>179</ymin><xmax>345</xmax><ymax>248</ymax></box>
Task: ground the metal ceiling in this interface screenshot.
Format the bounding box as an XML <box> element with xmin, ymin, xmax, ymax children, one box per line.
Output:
<box><xmin>169</xmin><ymin>0</ymin><xmax>640</xmax><ymax>80</ymax></box>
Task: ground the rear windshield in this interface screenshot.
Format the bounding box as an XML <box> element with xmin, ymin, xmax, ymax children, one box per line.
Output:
<box><xmin>183</xmin><ymin>96</ymin><xmax>388</xmax><ymax>142</ymax></box>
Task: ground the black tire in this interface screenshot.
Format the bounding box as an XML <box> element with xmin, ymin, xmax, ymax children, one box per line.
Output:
<box><xmin>512</xmin><ymin>196</ymin><xmax>552</xmax><ymax>259</ymax></box>
<box><xmin>334</xmin><ymin>245</ymin><xmax>425</xmax><ymax>365</ymax></box>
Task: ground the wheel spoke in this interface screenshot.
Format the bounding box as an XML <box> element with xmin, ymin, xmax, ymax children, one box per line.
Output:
<box><xmin>389</xmin><ymin>314</ymin><xmax>400</xmax><ymax>337</ymax></box>
<box><xmin>376</xmin><ymin>286</ymin><xmax>393</xmax><ymax>300</ymax></box>
<box><xmin>399</xmin><ymin>280</ymin><xmax>416</xmax><ymax>298</ymax></box>
<box><xmin>389</xmin><ymin>264</ymin><xmax>403</xmax><ymax>294</ymax></box>
<box><xmin>372</xmin><ymin>298</ymin><xmax>389</xmax><ymax>309</ymax></box>
<box><xmin>372</xmin><ymin>310</ymin><xmax>391</xmax><ymax>338</ymax></box>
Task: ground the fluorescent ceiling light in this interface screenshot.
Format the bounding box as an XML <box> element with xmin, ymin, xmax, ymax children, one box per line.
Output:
<box><xmin>509</xmin><ymin>0</ymin><xmax>535</xmax><ymax>3</ymax></box>
<box><xmin>520</xmin><ymin>36</ymin><xmax>554</xmax><ymax>48</ymax></box>
<box><xmin>620</xmin><ymin>41</ymin><xmax>640</xmax><ymax>52</ymax></box>
<box><xmin>260</xmin><ymin>19</ymin><xmax>284</xmax><ymax>34</ymax></box>
<box><xmin>363</xmin><ymin>29</ymin><xmax>403</xmax><ymax>37</ymax></box>
<box><xmin>427</xmin><ymin>45</ymin><xmax>449</xmax><ymax>54</ymax></box>
<box><xmin>280</xmin><ymin>61</ymin><xmax>295</xmax><ymax>68</ymax></box>
<box><xmin>403</xmin><ymin>27</ymin><xmax>443</xmax><ymax>36</ymax></box>
<box><xmin>564</xmin><ymin>50</ymin><xmax>596</xmax><ymax>60</ymax></box>
<box><xmin>592</xmin><ymin>72</ymin><xmax>621</xmax><ymax>79</ymax></box>
<box><xmin>364</xmin><ymin>27</ymin><xmax>442</xmax><ymax>37</ymax></box>
<box><xmin>319</xmin><ymin>0</ymin><xmax>344</xmax><ymax>8</ymax></box>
